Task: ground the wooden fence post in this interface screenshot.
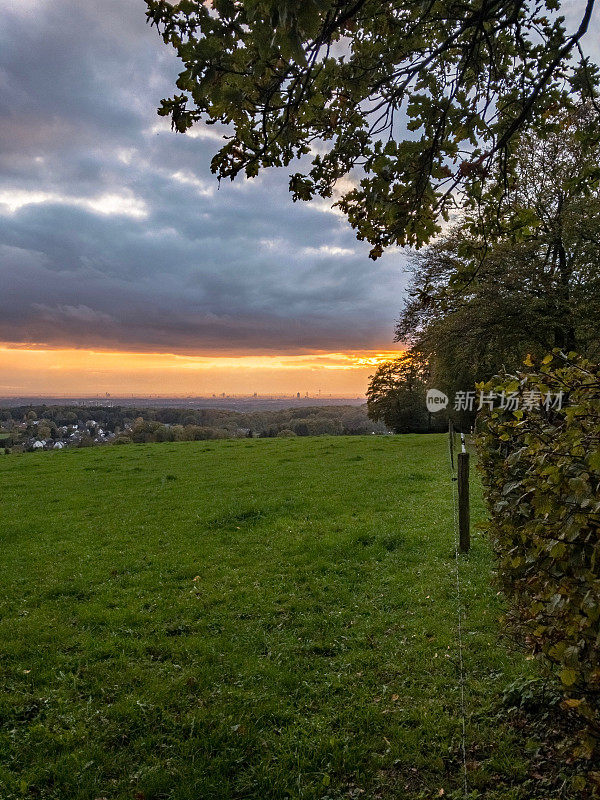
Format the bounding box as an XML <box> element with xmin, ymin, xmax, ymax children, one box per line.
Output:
<box><xmin>457</xmin><ymin>449</ymin><xmax>470</xmax><ymax>553</ymax></box>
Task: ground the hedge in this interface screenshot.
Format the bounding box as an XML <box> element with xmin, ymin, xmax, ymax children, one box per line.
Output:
<box><xmin>476</xmin><ymin>353</ymin><xmax>600</xmax><ymax>760</ymax></box>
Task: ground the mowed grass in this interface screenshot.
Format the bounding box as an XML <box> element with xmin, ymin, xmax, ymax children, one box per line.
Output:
<box><xmin>0</xmin><ymin>435</ymin><xmax>544</xmax><ymax>800</ymax></box>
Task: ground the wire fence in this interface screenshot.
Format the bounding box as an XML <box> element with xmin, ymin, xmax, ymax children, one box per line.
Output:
<box><xmin>448</xmin><ymin>424</ymin><xmax>469</xmax><ymax>798</ymax></box>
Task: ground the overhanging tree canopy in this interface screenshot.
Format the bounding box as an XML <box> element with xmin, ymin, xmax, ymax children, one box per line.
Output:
<box><xmin>146</xmin><ymin>0</ymin><xmax>597</xmax><ymax>255</ymax></box>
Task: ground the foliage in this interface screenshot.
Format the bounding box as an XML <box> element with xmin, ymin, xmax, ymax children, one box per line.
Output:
<box><xmin>458</xmin><ymin>102</ymin><xmax>600</xmax><ymax>291</ymax></box>
<box><xmin>395</xmin><ymin>107</ymin><xmax>600</xmax><ymax>410</ymax></box>
<box><xmin>0</xmin><ymin>434</ymin><xmax>586</xmax><ymax>798</ymax></box>
<box><xmin>476</xmin><ymin>353</ymin><xmax>600</xmax><ymax>760</ymax></box>
<box><xmin>366</xmin><ymin>352</ymin><xmax>442</xmax><ymax>433</ymax></box>
<box><xmin>146</xmin><ymin>0</ymin><xmax>598</xmax><ymax>253</ymax></box>
<box><xmin>276</xmin><ymin>427</ymin><xmax>297</xmax><ymax>436</ymax></box>
<box><xmin>0</xmin><ymin>404</ymin><xmax>387</xmax><ymax>450</ymax></box>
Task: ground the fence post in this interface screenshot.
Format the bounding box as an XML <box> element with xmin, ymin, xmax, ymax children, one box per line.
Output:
<box><xmin>449</xmin><ymin>420</ymin><xmax>454</xmax><ymax>470</ymax></box>
<box><xmin>457</xmin><ymin>448</ymin><xmax>470</xmax><ymax>553</ymax></box>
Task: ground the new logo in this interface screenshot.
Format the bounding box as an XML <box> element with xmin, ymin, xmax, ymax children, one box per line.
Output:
<box><xmin>426</xmin><ymin>389</ymin><xmax>449</xmax><ymax>413</ymax></box>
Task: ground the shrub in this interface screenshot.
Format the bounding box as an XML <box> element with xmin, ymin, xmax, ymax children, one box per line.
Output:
<box><xmin>184</xmin><ymin>426</ymin><xmax>228</xmax><ymax>440</ymax></box>
<box><xmin>476</xmin><ymin>353</ymin><xmax>600</xmax><ymax>758</ymax></box>
<box><xmin>131</xmin><ymin>420</ymin><xmax>162</xmax><ymax>443</ymax></box>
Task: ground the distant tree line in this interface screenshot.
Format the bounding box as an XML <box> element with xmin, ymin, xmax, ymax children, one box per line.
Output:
<box><xmin>0</xmin><ymin>404</ymin><xmax>388</xmax><ymax>451</ymax></box>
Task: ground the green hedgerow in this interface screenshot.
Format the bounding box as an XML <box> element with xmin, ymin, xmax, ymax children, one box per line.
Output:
<box><xmin>476</xmin><ymin>352</ymin><xmax>600</xmax><ymax>762</ymax></box>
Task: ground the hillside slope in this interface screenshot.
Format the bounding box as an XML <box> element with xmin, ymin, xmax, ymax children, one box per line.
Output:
<box><xmin>0</xmin><ymin>436</ymin><xmax>548</xmax><ymax>799</ymax></box>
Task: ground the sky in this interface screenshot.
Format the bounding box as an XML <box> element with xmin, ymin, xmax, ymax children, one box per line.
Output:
<box><xmin>2</xmin><ymin>1</ymin><xmax>597</xmax><ymax>399</ymax></box>
<box><xmin>0</xmin><ymin>0</ymin><xmax>409</xmax><ymax>398</ymax></box>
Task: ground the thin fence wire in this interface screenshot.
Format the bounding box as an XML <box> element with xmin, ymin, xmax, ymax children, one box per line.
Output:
<box><xmin>449</xmin><ymin>430</ymin><xmax>469</xmax><ymax>798</ymax></box>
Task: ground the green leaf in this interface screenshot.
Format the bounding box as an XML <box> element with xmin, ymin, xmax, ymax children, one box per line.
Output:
<box><xmin>560</xmin><ymin>668</ymin><xmax>578</xmax><ymax>687</ymax></box>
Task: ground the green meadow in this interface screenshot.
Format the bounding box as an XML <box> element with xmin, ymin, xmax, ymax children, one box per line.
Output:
<box><xmin>0</xmin><ymin>435</ymin><xmax>558</xmax><ymax>799</ymax></box>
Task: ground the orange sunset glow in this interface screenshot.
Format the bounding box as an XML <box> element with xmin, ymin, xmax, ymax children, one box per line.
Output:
<box><xmin>0</xmin><ymin>345</ymin><xmax>404</xmax><ymax>397</ymax></box>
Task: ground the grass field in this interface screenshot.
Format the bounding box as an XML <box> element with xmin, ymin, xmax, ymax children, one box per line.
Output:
<box><xmin>0</xmin><ymin>435</ymin><xmax>556</xmax><ymax>799</ymax></box>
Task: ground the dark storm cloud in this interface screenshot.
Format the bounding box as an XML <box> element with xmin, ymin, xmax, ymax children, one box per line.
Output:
<box><xmin>0</xmin><ymin>0</ymin><xmax>408</xmax><ymax>354</ymax></box>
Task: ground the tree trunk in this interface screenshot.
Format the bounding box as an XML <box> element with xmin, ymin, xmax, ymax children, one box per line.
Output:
<box><xmin>553</xmin><ymin>218</ymin><xmax>576</xmax><ymax>351</ymax></box>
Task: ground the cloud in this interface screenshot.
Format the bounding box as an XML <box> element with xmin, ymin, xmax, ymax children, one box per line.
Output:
<box><xmin>0</xmin><ymin>189</ymin><xmax>148</xmax><ymax>218</ymax></box>
<box><xmin>2</xmin><ymin>1</ymin><xmax>598</xmax><ymax>377</ymax></box>
<box><xmin>0</xmin><ymin>0</ymin><xmax>407</xmax><ymax>359</ymax></box>
<box><xmin>32</xmin><ymin>303</ymin><xmax>115</xmax><ymax>326</ymax></box>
